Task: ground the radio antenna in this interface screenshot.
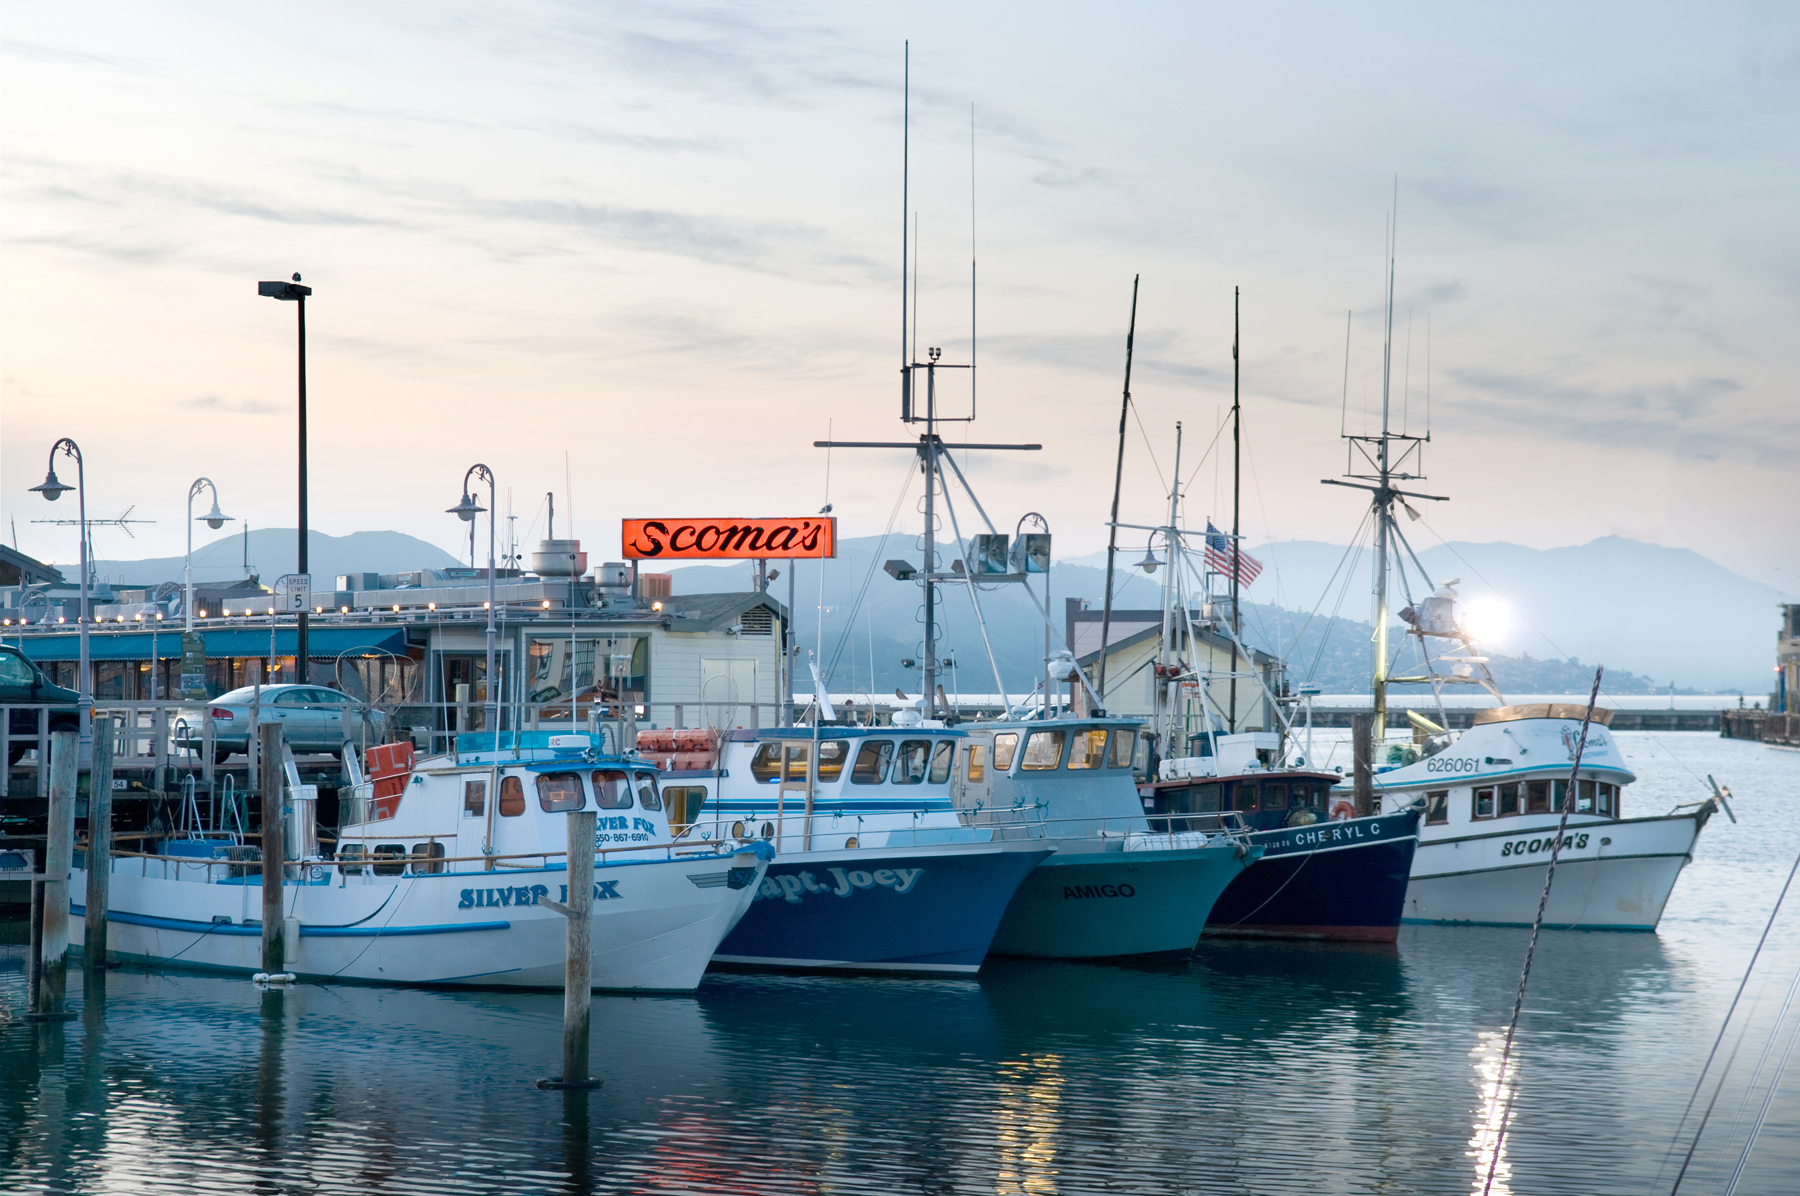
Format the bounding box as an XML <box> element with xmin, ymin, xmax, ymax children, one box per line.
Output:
<box><xmin>900</xmin><ymin>42</ymin><xmax>910</xmax><ymax>421</ymax></box>
<box><xmin>970</xmin><ymin>102</ymin><xmax>977</xmax><ymax>421</ymax></box>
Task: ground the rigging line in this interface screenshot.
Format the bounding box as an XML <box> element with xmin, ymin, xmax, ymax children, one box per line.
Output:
<box><xmin>1304</xmin><ymin>512</ymin><xmax>1377</xmax><ymax>687</ymax></box>
<box><xmin>820</xmin><ymin>464</ymin><xmax>915</xmax><ymax>685</ymax></box>
<box><xmin>1717</xmin><ymin>939</ymin><xmax>1800</xmax><ymax>1183</ymax></box>
<box><xmin>1183</xmin><ymin>554</ymin><xmax>1292</xmax><ymax>735</ymax></box>
<box><xmin>1181</xmin><ymin>409</ymin><xmax>1235</xmax><ymax>492</ymax></box>
<box><xmin>936</xmin><ymin>445</ymin><xmax>999</xmax><ymax>536</ymax></box>
<box><xmin>1241</xmin><ymin>433</ymin><xmax>1286</xmax><ymax>639</ymax></box>
<box><xmin>933</xmin><ymin>473</ymin><xmax>1013</xmax><ymax>714</ymax></box>
<box><xmin>1481</xmin><ymin>667</ymin><xmax>1604</xmax><ymax>1196</ymax></box>
<box><xmin>1129</xmin><ymin>399</ymin><xmax>1169</xmax><ymax>494</ymax></box>
<box><xmin>1281</xmin><ymin>505</ymin><xmax>1374</xmax><ymax>662</ymax></box>
<box><xmin>1723</xmin><ymin>957</ymin><xmax>1800</xmax><ymax>1195</ymax></box>
<box><xmin>1663</xmin><ymin>842</ymin><xmax>1800</xmax><ymax>1194</ymax></box>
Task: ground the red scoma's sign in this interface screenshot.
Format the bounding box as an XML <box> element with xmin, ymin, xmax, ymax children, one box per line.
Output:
<box><xmin>621</xmin><ymin>517</ymin><xmax>837</xmax><ymax>560</ymax></box>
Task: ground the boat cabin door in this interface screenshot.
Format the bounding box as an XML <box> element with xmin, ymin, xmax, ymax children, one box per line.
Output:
<box><xmin>956</xmin><ymin>732</ymin><xmax>993</xmax><ymax>814</ymax></box>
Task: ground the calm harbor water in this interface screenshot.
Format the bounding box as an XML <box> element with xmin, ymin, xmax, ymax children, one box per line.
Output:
<box><xmin>3</xmin><ymin>733</ymin><xmax>1796</xmax><ymax>1195</ymax></box>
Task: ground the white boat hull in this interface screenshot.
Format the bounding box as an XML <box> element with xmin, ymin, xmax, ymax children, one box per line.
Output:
<box><xmin>1402</xmin><ymin>813</ymin><xmax>1702</xmax><ymax>930</ymax></box>
<box><xmin>72</xmin><ymin>852</ymin><xmax>764</xmax><ymax>991</ymax></box>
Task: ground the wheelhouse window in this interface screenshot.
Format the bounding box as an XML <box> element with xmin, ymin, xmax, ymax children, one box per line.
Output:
<box><xmin>1526</xmin><ymin>780</ymin><xmax>1551</xmax><ymax>814</ymax></box>
<box><xmin>1191</xmin><ymin>784</ymin><xmax>1222</xmax><ymax>813</ymax></box>
<box><xmin>1021</xmin><ymin>730</ymin><xmax>1065</xmax><ymax>771</ymax></box>
<box><xmin>1263</xmin><ymin>783</ymin><xmax>1288</xmax><ymax>811</ymax></box>
<box><xmin>893</xmin><ymin>740</ymin><xmax>932</xmax><ymax>784</ymax></box>
<box><xmin>992</xmin><ymin>733</ymin><xmax>1020</xmax><ymax>771</ymax></box>
<box><xmin>750</xmin><ymin>742</ymin><xmax>809</xmax><ymax>783</ymax></box>
<box><xmin>928</xmin><ymin>741</ymin><xmax>954</xmax><ymax>784</ymax></box>
<box><xmin>1474</xmin><ymin>787</ymin><xmax>1496</xmax><ymax>819</ymax></box>
<box><xmin>634</xmin><ymin>774</ymin><xmax>662</xmax><ymax>811</ymax></box>
<box><xmin>851</xmin><ymin>740</ymin><xmax>895</xmax><ymax>785</ymax></box>
<box><xmin>463</xmin><ymin>779</ymin><xmax>486</xmax><ymax>818</ymax></box>
<box><xmin>964</xmin><ymin>744</ymin><xmax>986</xmax><ymax>783</ymax></box>
<box><xmin>499</xmin><ymin>775</ymin><xmax>525</xmax><ymax>817</ymax></box>
<box><xmin>663</xmin><ymin>786</ymin><xmax>706</xmax><ymax>829</ymax></box>
<box><xmin>536</xmin><ymin>772</ymin><xmax>585</xmax><ymax>812</ymax></box>
<box><xmin>816</xmin><ymin>740</ymin><xmax>849</xmax><ymax>782</ymax></box>
<box><xmin>1498</xmin><ymin>783</ymin><xmax>1520</xmax><ymax>817</ymax></box>
<box><xmin>1068</xmin><ymin>729</ymin><xmax>1107</xmax><ymax>770</ymax></box>
<box><xmin>1109</xmin><ymin>730</ymin><xmax>1136</xmax><ymax>768</ymax></box>
<box><xmin>592</xmin><ymin>770</ymin><xmax>634</xmax><ymax>809</ymax></box>
<box><xmin>1599</xmin><ymin>782</ymin><xmax>1618</xmax><ymax>817</ymax></box>
<box><xmin>1425</xmin><ymin>790</ymin><xmax>1449</xmax><ymax>825</ymax></box>
<box><xmin>1578</xmin><ymin>779</ymin><xmax>1596</xmax><ymax>813</ymax></box>
<box><xmin>1232</xmin><ymin>784</ymin><xmax>1258</xmax><ymax>812</ymax></box>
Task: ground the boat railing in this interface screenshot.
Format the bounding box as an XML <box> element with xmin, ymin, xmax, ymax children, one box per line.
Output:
<box><xmin>89</xmin><ymin>833</ymin><xmax>756</xmax><ymax>885</ymax></box>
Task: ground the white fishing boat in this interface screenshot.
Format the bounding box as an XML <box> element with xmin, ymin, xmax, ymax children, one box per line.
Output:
<box><xmin>71</xmin><ymin>731</ymin><xmax>770</xmax><ymax>989</ymax></box>
<box><xmin>1374</xmin><ymin>704</ymin><xmax>1716</xmax><ymax>929</ymax></box>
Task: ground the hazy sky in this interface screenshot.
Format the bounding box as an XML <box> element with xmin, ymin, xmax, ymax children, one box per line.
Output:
<box><xmin>4</xmin><ymin>3</ymin><xmax>1796</xmax><ymax>597</ymax></box>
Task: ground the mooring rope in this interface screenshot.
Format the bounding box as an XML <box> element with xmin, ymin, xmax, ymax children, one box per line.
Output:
<box><xmin>1480</xmin><ymin>665</ymin><xmax>1604</xmax><ymax>1196</ymax></box>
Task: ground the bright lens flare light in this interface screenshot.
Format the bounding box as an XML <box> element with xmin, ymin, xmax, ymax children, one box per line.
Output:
<box><xmin>1461</xmin><ymin>596</ymin><xmax>1511</xmax><ymax>644</ymax></box>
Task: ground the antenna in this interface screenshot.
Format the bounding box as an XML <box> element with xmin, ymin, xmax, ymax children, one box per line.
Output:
<box><xmin>970</xmin><ymin>101</ymin><xmax>977</xmax><ymax>422</ymax></box>
<box><xmin>911</xmin><ymin>211</ymin><xmax>920</xmax><ymax>367</ymax></box>
<box><xmin>1339</xmin><ymin>310</ymin><xmax>1352</xmax><ymax>437</ymax></box>
<box><xmin>900</xmin><ymin>41</ymin><xmax>910</xmax><ymax>422</ymax></box>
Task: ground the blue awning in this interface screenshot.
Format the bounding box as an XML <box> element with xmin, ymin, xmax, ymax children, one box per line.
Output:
<box><xmin>12</xmin><ymin>627</ymin><xmax>409</xmax><ymax>662</ymax></box>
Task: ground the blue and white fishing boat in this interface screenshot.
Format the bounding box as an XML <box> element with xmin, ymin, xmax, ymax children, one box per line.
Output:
<box><xmin>71</xmin><ymin>731</ymin><xmax>770</xmax><ymax>990</ymax></box>
<box><xmin>652</xmin><ymin>725</ymin><xmax>1050</xmax><ymax>974</ymax></box>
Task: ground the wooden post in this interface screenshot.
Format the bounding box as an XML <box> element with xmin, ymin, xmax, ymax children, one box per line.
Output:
<box><xmin>85</xmin><ymin>715</ymin><xmax>116</xmax><ymax>970</ymax></box>
<box><xmin>537</xmin><ymin>809</ymin><xmax>600</xmax><ymax>1089</ymax></box>
<box><xmin>41</xmin><ymin>730</ymin><xmax>77</xmax><ymax>1014</ymax></box>
<box><xmin>261</xmin><ymin>721</ymin><xmax>285</xmax><ymax>974</ymax></box>
<box><xmin>562</xmin><ymin>808</ymin><xmax>595</xmax><ymax>1085</ymax></box>
<box><xmin>1352</xmin><ymin>713</ymin><xmax>1374</xmax><ymax>818</ymax></box>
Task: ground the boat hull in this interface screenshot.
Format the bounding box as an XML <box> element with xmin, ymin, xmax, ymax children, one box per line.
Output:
<box><xmin>1204</xmin><ymin>810</ymin><xmax>1420</xmax><ymax>943</ymax></box>
<box><xmin>71</xmin><ymin>851</ymin><xmax>765</xmax><ymax>991</ymax></box>
<box><xmin>711</xmin><ymin>843</ymin><xmax>1051</xmax><ymax>974</ymax></box>
<box><xmin>1400</xmin><ymin>813</ymin><xmax>1703</xmax><ymax>930</ymax></box>
<box><xmin>989</xmin><ymin>840</ymin><xmax>1255</xmax><ymax>959</ymax></box>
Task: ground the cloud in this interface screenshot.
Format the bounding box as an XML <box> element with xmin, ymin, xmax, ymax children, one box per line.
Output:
<box><xmin>0</xmin><ymin>38</ymin><xmax>159</xmax><ymax>75</ymax></box>
<box><xmin>175</xmin><ymin>395</ymin><xmax>283</xmax><ymax>415</ymax></box>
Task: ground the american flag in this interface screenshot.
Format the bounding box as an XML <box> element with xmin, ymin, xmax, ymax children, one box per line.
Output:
<box><xmin>1203</xmin><ymin>521</ymin><xmax>1262</xmax><ymax>586</ymax></box>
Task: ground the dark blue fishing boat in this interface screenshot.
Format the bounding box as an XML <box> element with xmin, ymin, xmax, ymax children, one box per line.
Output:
<box><xmin>1142</xmin><ymin>765</ymin><xmax>1419</xmax><ymax>942</ymax></box>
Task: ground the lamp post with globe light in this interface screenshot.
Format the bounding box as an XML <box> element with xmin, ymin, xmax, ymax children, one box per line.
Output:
<box><xmin>448</xmin><ymin>464</ymin><xmax>498</xmax><ymax>737</ymax></box>
<box><xmin>186</xmin><ymin>478</ymin><xmax>233</xmax><ymax>634</ymax></box>
<box><xmin>28</xmin><ymin>438</ymin><xmax>91</xmax><ymax>747</ymax></box>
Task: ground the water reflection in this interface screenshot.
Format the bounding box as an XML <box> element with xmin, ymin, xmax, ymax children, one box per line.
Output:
<box><xmin>2</xmin><ymin>731</ymin><xmax>1797</xmax><ymax>1196</ymax></box>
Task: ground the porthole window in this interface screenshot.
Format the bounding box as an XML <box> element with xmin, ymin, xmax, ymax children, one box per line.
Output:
<box><xmin>410</xmin><ymin>842</ymin><xmax>446</xmax><ymax>875</ymax></box>
<box><xmin>760</xmin><ymin>821</ymin><xmax>774</xmax><ymax>839</ymax></box>
<box><xmin>844</xmin><ymin>835</ymin><xmax>859</xmax><ymax>849</ymax></box>
<box><xmin>499</xmin><ymin>775</ymin><xmax>526</xmax><ymax>817</ymax></box>
<box><xmin>730</xmin><ymin>820</ymin><xmax>746</xmax><ymax>839</ymax></box>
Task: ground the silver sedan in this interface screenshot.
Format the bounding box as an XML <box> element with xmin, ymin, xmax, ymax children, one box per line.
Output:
<box><xmin>171</xmin><ymin>684</ymin><xmax>385</xmax><ymax>762</ymax></box>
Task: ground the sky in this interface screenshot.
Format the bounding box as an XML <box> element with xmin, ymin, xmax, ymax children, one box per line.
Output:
<box><xmin>4</xmin><ymin>2</ymin><xmax>1797</xmax><ymax>599</ymax></box>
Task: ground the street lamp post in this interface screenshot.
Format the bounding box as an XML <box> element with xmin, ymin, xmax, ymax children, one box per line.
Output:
<box><xmin>258</xmin><ymin>273</ymin><xmax>312</xmax><ymax>682</ymax></box>
<box><xmin>29</xmin><ymin>439</ymin><xmax>91</xmax><ymax>748</ymax></box>
<box><xmin>448</xmin><ymin>465</ymin><xmax>499</xmax><ymax>738</ymax></box>
<box><xmin>186</xmin><ymin>478</ymin><xmax>233</xmax><ymax>634</ymax></box>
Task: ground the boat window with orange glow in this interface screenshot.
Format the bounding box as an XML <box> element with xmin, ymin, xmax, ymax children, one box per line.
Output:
<box><xmin>992</xmin><ymin>733</ymin><xmax>1020</xmax><ymax>771</ymax></box>
<box><xmin>1067</xmin><ymin>729</ymin><xmax>1107</xmax><ymax>770</ymax></box>
<box><xmin>815</xmin><ymin>740</ymin><xmax>849</xmax><ymax>782</ymax></box>
<box><xmin>536</xmin><ymin>772</ymin><xmax>585</xmax><ymax>813</ymax></box>
<box><xmin>964</xmin><ymin>743</ymin><xmax>986</xmax><ymax>783</ymax></box>
<box><xmin>499</xmin><ymin>775</ymin><xmax>525</xmax><ymax>817</ymax></box>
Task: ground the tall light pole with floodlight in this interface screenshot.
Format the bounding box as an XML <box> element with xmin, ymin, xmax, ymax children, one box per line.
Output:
<box><xmin>186</xmin><ymin>478</ymin><xmax>233</xmax><ymax>634</ymax></box>
<box><xmin>29</xmin><ymin>438</ymin><xmax>91</xmax><ymax>747</ymax></box>
<box><xmin>448</xmin><ymin>464</ymin><xmax>498</xmax><ymax>737</ymax></box>
<box><xmin>257</xmin><ymin>272</ymin><xmax>312</xmax><ymax>681</ymax></box>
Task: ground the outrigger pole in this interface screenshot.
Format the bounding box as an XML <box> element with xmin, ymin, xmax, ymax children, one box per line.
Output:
<box><xmin>1096</xmin><ymin>275</ymin><xmax>1139</xmax><ymax>707</ymax></box>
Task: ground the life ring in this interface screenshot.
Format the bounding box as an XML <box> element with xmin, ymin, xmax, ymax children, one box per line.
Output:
<box><xmin>1329</xmin><ymin>798</ymin><xmax>1356</xmax><ymax>821</ymax></box>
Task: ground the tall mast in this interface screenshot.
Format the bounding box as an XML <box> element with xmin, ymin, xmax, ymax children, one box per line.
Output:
<box><xmin>1158</xmin><ymin>424</ymin><xmax>1184</xmax><ymax>747</ymax></box>
<box><xmin>1372</xmin><ymin>197</ymin><xmax>1398</xmax><ymax>742</ymax></box>
<box><xmin>922</xmin><ymin>356</ymin><xmax>938</xmax><ymax>715</ymax></box>
<box><xmin>1228</xmin><ymin>286</ymin><xmax>1241</xmax><ymax>734</ymax></box>
<box><xmin>1097</xmin><ymin>276</ymin><xmax>1140</xmax><ymax>705</ymax></box>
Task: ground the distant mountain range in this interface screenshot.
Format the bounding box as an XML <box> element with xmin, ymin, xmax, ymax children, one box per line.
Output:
<box><xmin>677</xmin><ymin>534</ymin><xmax>1786</xmax><ymax>696</ymax></box>
<box><xmin>91</xmin><ymin>528</ymin><xmax>461</xmax><ymax>590</ymax></box>
<box><xmin>82</xmin><ymin>528</ymin><xmax>1785</xmax><ymax>695</ymax></box>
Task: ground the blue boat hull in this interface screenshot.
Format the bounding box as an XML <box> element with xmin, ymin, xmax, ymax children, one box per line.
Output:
<box><xmin>711</xmin><ymin>843</ymin><xmax>1051</xmax><ymax>974</ymax></box>
<box><xmin>989</xmin><ymin>841</ymin><xmax>1256</xmax><ymax>959</ymax></box>
<box><xmin>1203</xmin><ymin>810</ymin><xmax>1421</xmax><ymax>942</ymax></box>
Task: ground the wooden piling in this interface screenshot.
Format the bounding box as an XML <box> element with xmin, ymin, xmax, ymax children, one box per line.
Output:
<box><xmin>85</xmin><ymin>715</ymin><xmax>115</xmax><ymax>970</ymax></box>
<box><xmin>562</xmin><ymin>808</ymin><xmax>595</xmax><ymax>1086</ymax></box>
<box><xmin>1351</xmin><ymin>713</ymin><xmax>1374</xmax><ymax>818</ymax></box>
<box><xmin>40</xmin><ymin>730</ymin><xmax>77</xmax><ymax>1014</ymax></box>
<box><xmin>261</xmin><ymin>722</ymin><xmax>286</xmax><ymax>975</ymax></box>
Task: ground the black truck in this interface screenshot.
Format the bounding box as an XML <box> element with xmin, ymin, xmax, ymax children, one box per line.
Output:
<box><xmin>1</xmin><ymin>644</ymin><xmax>81</xmax><ymax>765</ymax></box>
